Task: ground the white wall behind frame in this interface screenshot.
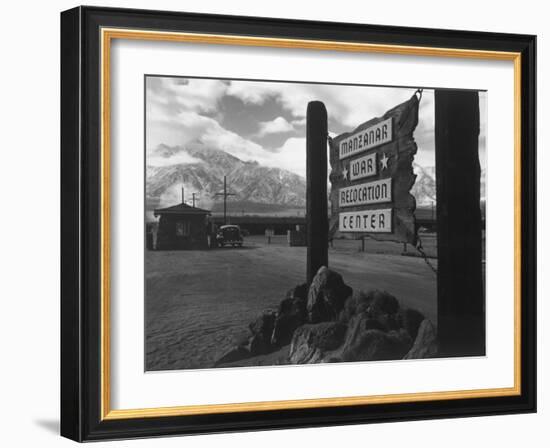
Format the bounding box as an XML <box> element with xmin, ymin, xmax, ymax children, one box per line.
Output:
<box><xmin>0</xmin><ymin>1</ymin><xmax>545</xmax><ymax>448</ymax></box>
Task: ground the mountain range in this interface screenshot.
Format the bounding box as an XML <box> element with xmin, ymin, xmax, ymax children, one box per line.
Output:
<box><xmin>411</xmin><ymin>164</ymin><xmax>436</xmax><ymax>206</ymax></box>
<box><xmin>146</xmin><ymin>143</ymin><xmax>306</xmax><ymax>214</ymax></box>
<box><xmin>146</xmin><ymin>143</ymin><xmax>447</xmax><ymax>215</ymax></box>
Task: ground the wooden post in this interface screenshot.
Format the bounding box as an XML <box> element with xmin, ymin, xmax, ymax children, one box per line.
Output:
<box><xmin>435</xmin><ymin>90</ymin><xmax>484</xmax><ymax>357</ymax></box>
<box><xmin>223</xmin><ymin>175</ymin><xmax>227</xmax><ymax>224</ymax></box>
<box><xmin>306</xmin><ymin>101</ymin><xmax>328</xmax><ymax>283</ymax></box>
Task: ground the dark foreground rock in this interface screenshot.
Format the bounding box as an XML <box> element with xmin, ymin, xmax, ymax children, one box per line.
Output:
<box><xmin>289</xmin><ymin>322</ymin><xmax>347</xmax><ymax>364</ymax></box>
<box><xmin>398</xmin><ymin>308</ymin><xmax>426</xmax><ymax>342</ymax></box>
<box><xmin>337</xmin><ymin>322</ymin><xmax>412</xmax><ymax>362</ymax></box>
<box><xmin>307</xmin><ymin>267</ymin><xmax>353</xmax><ymax>323</ymax></box>
<box><xmin>246</xmin><ymin>310</ymin><xmax>277</xmax><ymax>355</ymax></box>
<box><xmin>271</xmin><ymin>284</ymin><xmax>308</xmax><ymax>347</ymax></box>
<box><xmin>404</xmin><ymin>319</ymin><xmax>438</xmax><ymax>359</ymax></box>
<box><xmin>216</xmin><ymin>345</ymin><xmax>291</xmax><ymax>368</ymax></box>
<box><xmin>213</xmin><ymin>267</ymin><xmax>438</xmax><ymax>367</ymax></box>
<box><xmin>366</xmin><ymin>290</ymin><xmax>400</xmax><ymax>317</ymax></box>
<box><xmin>214</xmin><ymin>345</ymin><xmax>250</xmax><ymax>366</ymax></box>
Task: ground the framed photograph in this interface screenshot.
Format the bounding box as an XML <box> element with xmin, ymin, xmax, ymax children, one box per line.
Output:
<box><xmin>60</xmin><ymin>6</ymin><xmax>536</xmax><ymax>441</ymax></box>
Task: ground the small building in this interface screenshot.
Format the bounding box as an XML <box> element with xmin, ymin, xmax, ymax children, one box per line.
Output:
<box><xmin>209</xmin><ymin>215</ymin><xmax>306</xmax><ymax>235</ymax></box>
<box><xmin>153</xmin><ymin>202</ymin><xmax>211</xmax><ymax>250</ymax></box>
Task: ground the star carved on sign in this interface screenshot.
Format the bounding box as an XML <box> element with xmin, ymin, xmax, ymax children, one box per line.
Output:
<box><xmin>342</xmin><ymin>165</ymin><xmax>349</xmax><ymax>180</ymax></box>
<box><xmin>380</xmin><ymin>153</ymin><xmax>390</xmax><ymax>171</ymax></box>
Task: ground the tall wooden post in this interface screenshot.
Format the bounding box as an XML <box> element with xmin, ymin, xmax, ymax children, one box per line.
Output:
<box><xmin>306</xmin><ymin>101</ymin><xmax>328</xmax><ymax>283</ymax></box>
<box><xmin>435</xmin><ymin>90</ymin><xmax>485</xmax><ymax>357</ymax></box>
<box><xmin>223</xmin><ymin>175</ymin><xmax>227</xmax><ymax>224</ymax></box>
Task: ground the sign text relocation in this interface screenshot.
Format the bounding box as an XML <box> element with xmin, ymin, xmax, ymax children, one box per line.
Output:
<box><xmin>339</xmin><ymin>178</ymin><xmax>392</xmax><ymax>208</ymax></box>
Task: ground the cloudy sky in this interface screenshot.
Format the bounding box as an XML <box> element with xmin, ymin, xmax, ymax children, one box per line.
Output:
<box><xmin>146</xmin><ymin>76</ymin><xmax>487</xmax><ymax>178</ymax></box>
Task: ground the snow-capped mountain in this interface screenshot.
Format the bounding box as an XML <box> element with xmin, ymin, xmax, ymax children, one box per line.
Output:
<box><xmin>146</xmin><ymin>143</ymin><xmax>306</xmax><ymax>213</ymax></box>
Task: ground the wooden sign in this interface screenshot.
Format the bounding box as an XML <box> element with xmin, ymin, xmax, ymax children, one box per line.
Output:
<box><xmin>329</xmin><ymin>94</ymin><xmax>419</xmax><ymax>245</ymax></box>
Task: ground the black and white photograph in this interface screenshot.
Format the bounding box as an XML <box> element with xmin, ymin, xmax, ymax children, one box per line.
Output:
<box><xmin>144</xmin><ymin>76</ymin><xmax>487</xmax><ymax>371</ymax></box>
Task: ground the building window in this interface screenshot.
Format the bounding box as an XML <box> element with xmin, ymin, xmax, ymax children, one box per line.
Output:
<box><xmin>176</xmin><ymin>220</ymin><xmax>190</xmax><ymax>237</ymax></box>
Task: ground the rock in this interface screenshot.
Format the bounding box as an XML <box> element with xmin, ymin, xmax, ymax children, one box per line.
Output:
<box><xmin>307</xmin><ymin>267</ymin><xmax>353</xmax><ymax>323</ymax></box>
<box><xmin>248</xmin><ymin>333</ymin><xmax>270</xmax><ymax>356</ymax></box>
<box><xmin>271</xmin><ymin>295</ymin><xmax>307</xmax><ymax>347</ymax></box>
<box><xmin>339</xmin><ymin>291</ymin><xmax>373</xmax><ymax>323</ymax></box>
<box><xmin>398</xmin><ymin>308</ymin><xmax>425</xmax><ymax>341</ymax></box>
<box><xmin>271</xmin><ymin>285</ymin><xmax>308</xmax><ymax>344</ymax></box>
<box><xmin>286</xmin><ymin>283</ymin><xmax>308</xmax><ymax>301</ymax></box>
<box><xmin>404</xmin><ymin>319</ymin><xmax>438</xmax><ymax>359</ymax></box>
<box><xmin>377</xmin><ymin>313</ymin><xmax>402</xmax><ymax>332</ymax></box>
<box><xmin>289</xmin><ymin>322</ymin><xmax>347</xmax><ymax>364</ymax></box>
<box><xmin>249</xmin><ymin>310</ymin><xmax>276</xmax><ymax>340</ymax></box>
<box><xmin>345</xmin><ymin>313</ymin><xmax>386</xmax><ymax>343</ymax></box>
<box><xmin>339</xmin><ymin>328</ymin><xmax>412</xmax><ymax>362</ymax></box>
<box><xmin>366</xmin><ymin>290</ymin><xmax>400</xmax><ymax>317</ymax></box>
<box><xmin>214</xmin><ymin>345</ymin><xmax>250</xmax><ymax>366</ymax></box>
<box><xmin>247</xmin><ymin>310</ymin><xmax>276</xmax><ymax>355</ymax></box>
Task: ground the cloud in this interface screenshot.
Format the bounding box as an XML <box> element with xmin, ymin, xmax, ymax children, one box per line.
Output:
<box><xmin>261</xmin><ymin>137</ymin><xmax>307</xmax><ymax>177</ymax></box>
<box><xmin>226</xmin><ymin>80</ymin><xmax>424</xmax><ymax>131</ymax></box>
<box><xmin>147</xmin><ymin>77</ymin><xmax>440</xmax><ymax>179</ymax></box>
<box><xmin>147</xmin><ymin>106</ymin><xmax>266</xmax><ymax>165</ymax></box>
<box><xmin>146</xmin><ymin>77</ymin><xmax>265</xmax><ymax>163</ymax></box>
<box><xmin>256</xmin><ymin>116</ymin><xmax>294</xmax><ymax>137</ymax></box>
<box><xmin>291</xmin><ymin>117</ymin><xmax>307</xmax><ymax>127</ymax></box>
<box><xmin>148</xmin><ymin>152</ymin><xmax>203</xmax><ymax>167</ymax></box>
<box><xmin>225</xmin><ymin>82</ymin><xmax>279</xmax><ymax>105</ymax></box>
<box><xmin>146</xmin><ymin>77</ymin><xmax>228</xmax><ymax>114</ymax></box>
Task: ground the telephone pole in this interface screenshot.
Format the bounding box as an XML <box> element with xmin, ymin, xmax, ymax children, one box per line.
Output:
<box><xmin>214</xmin><ymin>175</ymin><xmax>235</xmax><ymax>224</ymax></box>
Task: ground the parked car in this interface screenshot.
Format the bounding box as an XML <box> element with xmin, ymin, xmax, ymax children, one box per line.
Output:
<box><xmin>216</xmin><ymin>225</ymin><xmax>243</xmax><ymax>247</ymax></box>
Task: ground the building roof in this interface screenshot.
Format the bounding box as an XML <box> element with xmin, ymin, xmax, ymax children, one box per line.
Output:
<box><xmin>154</xmin><ymin>202</ymin><xmax>211</xmax><ymax>217</ymax></box>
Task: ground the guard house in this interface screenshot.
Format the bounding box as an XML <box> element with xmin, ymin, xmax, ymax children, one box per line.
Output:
<box><xmin>154</xmin><ymin>202</ymin><xmax>211</xmax><ymax>250</ymax></box>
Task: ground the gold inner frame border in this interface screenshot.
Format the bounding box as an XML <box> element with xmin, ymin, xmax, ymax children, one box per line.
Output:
<box><xmin>99</xmin><ymin>27</ymin><xmax>522</xmax><ymax>421</ymax></box>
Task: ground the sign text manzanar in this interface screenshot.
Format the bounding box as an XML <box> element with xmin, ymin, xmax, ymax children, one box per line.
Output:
<box><xmin>329</xmin><ymin>94</ymin><xmax>420</xmax><ymax>245</ymax></box>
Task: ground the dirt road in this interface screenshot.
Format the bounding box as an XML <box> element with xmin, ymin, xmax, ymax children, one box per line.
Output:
<box><xmin>145</xmin><ymin>236</ymin><xmax>437</xmax><ymax>371</ymax></box>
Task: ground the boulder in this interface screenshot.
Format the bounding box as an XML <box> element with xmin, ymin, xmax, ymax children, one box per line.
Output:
<box><xmin>249</xmin><ymin>310</ymin><xmax>276</xmax><ymax>340</ymax></box>
<box><xmin>339</xmin><ymin>291</ymin><xmax>373</xmax><ymax>323</ymax></box>
<box><xmin>247</xmin><ymin>333</ymin><xmax>270</xmax><ymax>356</ymax></box>
<box><xmin>404</xmin><ymin>319</ymin><xmax>438</xmax><ymax>359</ymax></box>
<box><xmin>398</xmin><ymin>308</ymin><xmax>426</xmax><ymax>341</ymax></box>
<box><xmin>366</xmin><ymin>290</ymin><xmax>400</xmax><ymax>317</ymax></box>
<box><xmin>286</xmin><ymin>283</ymin><xmax>308</xmax><ymax>301</ymax></box>
<box><xmin>345</xmin><ymin>313</ymin><xmax>386</xmax><ymax>343</ymax></box>
<box><xmin>289</xmin><ymin>322</ymin><xmax>347</xmax><ymax>364</ymax></box>
<box><xmin>339</xmin><ymin>328</ymin><xmax>412</xmax><ymax>362</ymax></box>
<box><xmin>307</xmin><ymin>267</ymin><xmax>353</xmax><ymax>323</ymax></box>
<box><xmin>247</xmin><ymin>310</ymin><xmax>276</xmax><ymax>355</ymax></box>
<box><xmin>214</xmin><ymin>345</ymin><xmax>250</xmax><ymax>366</ymax></box>
<box><xmin>271</xmin><ymin>295</ymin><xmax>307</xmax><ymax>347</ymax></box>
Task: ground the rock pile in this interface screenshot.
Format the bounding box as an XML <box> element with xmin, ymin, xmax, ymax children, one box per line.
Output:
<box><xmin>215</xmin><ymin>266</ymin><xmax>438</xmax><ymax>367</ymax></box>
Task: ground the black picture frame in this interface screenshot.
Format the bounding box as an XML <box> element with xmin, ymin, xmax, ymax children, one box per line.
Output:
<box><xmin>61</xmin><ymin>5</ymin><xmax>536</xmax><ymax>442</ymax></box>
